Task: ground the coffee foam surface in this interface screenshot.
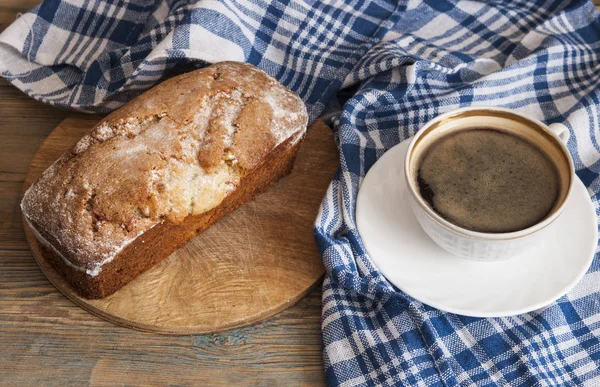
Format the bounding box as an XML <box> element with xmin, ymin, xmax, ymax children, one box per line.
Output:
<box><xmin>417</xmin><ymin>128</ymin><xmax>560</xmax><ymax>233</ymax></box>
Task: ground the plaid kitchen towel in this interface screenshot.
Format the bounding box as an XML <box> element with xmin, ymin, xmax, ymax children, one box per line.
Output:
<box><xmin>2</xmin><ymin>0</ymin><xmax>600</xmax><ymax>385</ymax></box>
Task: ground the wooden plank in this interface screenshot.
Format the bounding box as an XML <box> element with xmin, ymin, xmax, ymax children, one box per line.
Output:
<box><xmin>0</xmin><ymin>288</ymin><xmax>324</xmax><ymax>386</ymax></box>
<box><xmin>0</xmin><ymin>0</ymin><xmax>38</xmax><ymax>31</ymax></box>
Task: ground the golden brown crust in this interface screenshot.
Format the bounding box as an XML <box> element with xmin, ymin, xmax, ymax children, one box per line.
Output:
<box><xmin>21</xmin><ymin>61</ymin><xmax>308</xmax><ymax>286</ymax></box>
<box><xmin>29</xmin><ymin>136</ymin><xmax>303</xmax><ymax>299</ymax></box>
<box><xmin>232</xmin><ymin>99</ymin><xmax>278</xmax><ymax>170</ymax></box>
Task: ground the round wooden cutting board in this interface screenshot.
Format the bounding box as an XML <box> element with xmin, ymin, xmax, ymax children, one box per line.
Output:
<box><xmin>23</xmin><ymin>117</ymin><xmax>338</xmax><ymax>334</ymax></box>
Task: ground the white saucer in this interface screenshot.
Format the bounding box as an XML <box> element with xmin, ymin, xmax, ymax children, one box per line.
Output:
<box><xmin>356</xmin><ymin>139</ymin><xmax>598</xmax><ymax>317</ymax></box>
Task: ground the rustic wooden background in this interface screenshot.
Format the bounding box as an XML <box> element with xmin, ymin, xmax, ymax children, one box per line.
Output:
<box><xmin>3</xmin><ymin>1</ymin><xmax>600</xmax><ymax>386</ymax></box>
<box><xmin>0</xmin><ymin>1</ymin><xmax>325</xmax><ymax>386</ymax></box>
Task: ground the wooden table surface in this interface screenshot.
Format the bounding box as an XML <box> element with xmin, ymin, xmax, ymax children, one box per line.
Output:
<box><xmin>3</xmin><ymin>1</ymin><xmax>600</xmax><ymax>386</ymax></box>
<box><xmin>0</xmin><ymin>2</ymin><xmax>325</xmax><ymax>386</ymax></box>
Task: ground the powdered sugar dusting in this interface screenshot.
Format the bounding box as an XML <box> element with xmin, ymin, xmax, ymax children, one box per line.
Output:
<box><xmin>21</xmin><ymin>62</ymin><xmax>308</xmax><ymax>278</ymax></box>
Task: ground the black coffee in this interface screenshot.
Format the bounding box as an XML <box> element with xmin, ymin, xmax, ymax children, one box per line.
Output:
<box><xmin>416</xmin><ymin>128</ymin><xmax>560</xmax><ymax>233</ymax></box>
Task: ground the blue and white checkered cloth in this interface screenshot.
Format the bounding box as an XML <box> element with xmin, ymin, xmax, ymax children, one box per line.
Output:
<box><xmin>3</xmin><ymin>0</ymin><xmax>600</xmax><ymax>385</ymax></box>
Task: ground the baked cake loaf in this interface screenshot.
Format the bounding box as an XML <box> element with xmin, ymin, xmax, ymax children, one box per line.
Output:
<box><xmin>21</xmin><ymin>62</ymin><xmax>308</xmax><ymax>299</ymax></box>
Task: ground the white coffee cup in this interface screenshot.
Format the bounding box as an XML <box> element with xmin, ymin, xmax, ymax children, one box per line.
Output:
<box><xmin>404</xmin><ymin>106</ymin><xmax>574</xmax><ymax>261</ymax></box>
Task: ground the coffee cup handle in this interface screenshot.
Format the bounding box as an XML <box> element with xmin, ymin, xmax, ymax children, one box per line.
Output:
<box><xmin>548</xmin><ymin>123</ymin><xmax>571</xmax><ymax>144</ymax></box>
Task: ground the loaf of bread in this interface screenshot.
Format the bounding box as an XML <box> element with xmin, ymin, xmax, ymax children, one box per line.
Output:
<box><xmin>21</xmin><ymin>62</ymin><xmax>308</xmax><ymax>299</ymax></box>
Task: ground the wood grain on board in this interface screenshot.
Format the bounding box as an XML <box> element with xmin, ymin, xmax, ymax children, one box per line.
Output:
<box><xmin>22</xmin><ymin>116</ymin><xmax>336</xmax><ymax>334</ymax></box>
